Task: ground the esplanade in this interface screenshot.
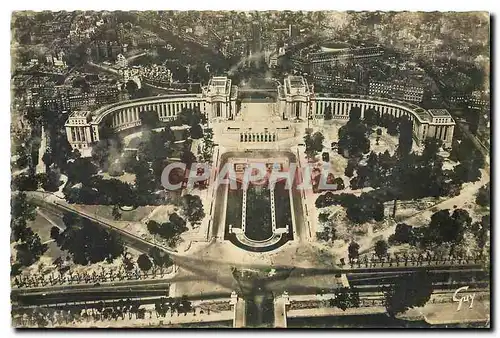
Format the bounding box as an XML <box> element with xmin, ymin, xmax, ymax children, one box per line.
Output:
<box><xmin>65</xmin><ymin>75</ymin><xmax>455</xmax><ymax>151</ymax></box>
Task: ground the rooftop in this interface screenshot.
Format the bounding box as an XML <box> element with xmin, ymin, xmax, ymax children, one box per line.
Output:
<box><xmin>208</xmin><ymin>77</ymin><xmax>231</xmax><ymax>95</ymax></box>
<box><xmin>428</xmin><ymin>109</ymin><xmax>451</xmax><ymax>117</ymax></box>
<box><xmin>210</xmin><ymin>77</ymin><xmax>228</xmax><ymax>88</ymax></box>
<box><xmin>284</xmin><ymin>76</ymin><xmax>310</xmax><ymax>96</ymax></box>
<box><xmin>69</xmin><ymin>111</ymin><xmax>92</xmax><ymax>118</ymax></box>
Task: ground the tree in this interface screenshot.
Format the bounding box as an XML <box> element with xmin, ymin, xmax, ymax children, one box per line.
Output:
<box><xmin>373</xmin><ymin>201</ymin><xmax>385</xmax><ymax>222</ymax></box>
<box><xmin>449</xmin><ymin>137</ymin><xmax>484</xmax><ymax>168</ymax></box>
<box><xmin>324</xmin><ymin>104</ymin><xmax>333</xmax><ymax>120</ymax></box>
<box><xmin>201</xmin><ymin>128</ymin><xmax>214</xmax><ymax>163</ymax></box>
<box><xmin>317</xmin><ymin>216</ymin><xmax>337</xmax><ymax>243</ymax></box>
<box><xmin>11</xmin><ymin>192</ymin><xmax>36</xmax><ymax>222</ymax></box>
<box><xmin>181</xmin><ymin>194</ymin><xmax>205</xmax><ymax>225</ymax></box>
<box><xmin>122</xmin><ymin>251</ymin><xmax>135</xmax><ymax>271</ymax></box>
<box><xmin>137</xmin><ymin>129</ymin><xmax>174</xmax><ymax>163</ymax></box>
<box><xmin>349</xmin><ymin>107</ymin><xmax>362</xmax><ymax>122</ymax></box>
<box><xmin>386</xmin><ymin>122</ymin><xmax>398</xmax><ymax>136</ymax></box>
<box><xmin>150</xmin><ymin>216</ymin><xmax>188</xmax><ymax>245</ymax></box>
<box><xmin>15</xmin><ymin>228</ymin><xmax>48</xmax><ymax>267</ymax></box>
<box><xmin>108</xmin><ymin>161</ymin><xmax>124</xmax><ymax>177</ymax></box>
<box><xmin>312</xmin><ymin>131</ymin><xmax>324</xmax><ymax>152</ymax></box>
<box><xmin>364</xmin><ymin>108</ymin><xmax>378</xmax><ymax>126</ymax></box>
<box><xmin>149</xmin><ymin>247</ymin><xmax>174</xmax><ymax>268</ymax></box>
<box><xmin>449</xmin><ymin>139</ymin><xmax>461</xmax><ymax>162</ymax></box>
<box><xmin>72</xmin><ymin>76</ymin><xmax>90</xmax><ymax>92</ymax></box>
<box><xmin>304</xmin><ymin>130</ymin><xmax>324</xmax><ymax>159</ymax></box>
<box><xmin>147</xmin><ymin>220</ymin><xmax>161</xmax><ymax>235</ymax></box>
<box><xmin>122</xmin><ymin>152</ymin><xmax>139</xmax><ymax>173</ymax></box>
<box><xmin>383</xmin><ymin>271</ymin><xmax>433</xmax><ymax>317</ymax></box>
<box><xmin>338</xmin><ymin>117</ymin><xmax>370</xmax><ymax>158</ymax></box>
<box><xmin>344</xmin><ymin>160</ymin><xmax>356</xmax><ymax>177</ymax></box>
<box><xmin>133</xmin><ymin>158</ymin><xmax>157</xmax><ymax>201</ymax></box>
<box><xmin>39</xmin><ymin>169</ymin><xmax>62</xmax><ymax>192</ymax></box>
<box><xmin>397</xmin><ymin>116</ymin><xmax>413</xmax><ymax>156</ymax></box>
<box><xmin>139</xmin><ymin>110</ymin><xmax>160</xmax><ymax>129</ymax></box>
<box><xmin>125</xmin><ymin>80</ymin><xmax>138</xmax><ymax>97</ymax></box>
<box><xmin>329</xmin><ymin>287</ymin><xmax>360</xmax><ymax>311</ymax></box>
<box><xmin>11</xmin><ymin>192</ymin><xmax>37</xmax><ymax>242</ymax></box>
<box><xmin>66</xmin><ymin>158</ymin><xmax>98</xmax><ymax>185</ymax></box>
<box><xmin>180</xmin><ymin>150</ymin><xmax>197</xmax><ymax>167</ymax></box>
<box><xmin>476</xmin><ymin>183</ymin><xmax>490</xmax><ymax>207</ymax></box>
<box><xmin>92</xmin><ymin>138</ymin><xmax>122</xmax><ymax>172</ymax></box>
<box><xmin>137</xmin><ymin>254</ymin><xmax>153</xmax><ymax>271</ymax></box>
<box><xmin>389</xmin><ymin>223</ymin><xmax>413</xmax><ymax>244</ymax></box>
<box><xmin>374</xmin><ymin>239</ymin><xmax>388</xmax><ymax>258</ymax></box>
<box><xmin>303</xmin><ymin>131</ymin><xmax>314</xmax><ymax>159</ymax></box>
<box><xmin>176</xmin><ymin>107</ymin><xmax>206</xmax><ymax>126</ymax></box>
<box><xmin>12</xmin><ymin>172</ymin><xmax>39</xmax><ymax>191</ymax></box>
<box><xmin>333</xmin><ymin>177</ymin><xmax>345</xmax><ymax>190</ymax></box>
<box><xmin>452</xmin><ymin>158</ymin><xmax>481</xmax><ymax>184</ymax></box>
<box><xmin>421</xmin><ymin>138</ymin><xmax>442</xmax><ymax>162</ymax></box>
<box><xmin>190</xmin><ymin>124</ymin><xmax>204</xmax><ymax>139</ymax></box>
<box><xmin>450</xmin><ymin>208</ymin><xmax>472</xmax><ymax>239</ymax></box>
<box><xmin>42</xmin><ymin>151</ymin><xmax>54</xmax><ymax>168</ymax></box>
<box><xmin>348</xmin><ymin>241</ymin><xmax>360</xmax><ymax>262</ymax></box>
<box><xmin>470</xmin><ymin>214</ymin><xmax>490</xmax><ymax>249</ymax></box>
<box><xmin>179</xmin><ymin>295</ymin><xmax>192</xmax><ymax>314</ymax></box>
<box><xmin>50</xmin><ymin>226</ymin><xmax>60</xmax><ymax>241</ymax></box>
<box><xmin>426</xmin><ymin>209</ymin><xmax>470</xmax><ymax>245</ymax></box>
<box><xmin>57</xmin><ymin>213</ymin><xmax>124</xmax><ymax>265</ymax></box>
<box><xmin>318</xmin><ymin>212</ymin><xmax>329</xmax><ymax>224</ymax></box>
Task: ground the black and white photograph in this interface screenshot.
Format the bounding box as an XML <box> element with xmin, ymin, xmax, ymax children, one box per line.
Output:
<box><xmin>9</xmin><ymin>9</ymin><xmax>491</xmax><ymax>328</ymax></box>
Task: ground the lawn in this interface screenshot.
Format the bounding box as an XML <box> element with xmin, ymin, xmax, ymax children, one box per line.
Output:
<box><xmin>25</xmin><ymin>213</ymin><xmax>60</xmax><ymax>243</ymax></box>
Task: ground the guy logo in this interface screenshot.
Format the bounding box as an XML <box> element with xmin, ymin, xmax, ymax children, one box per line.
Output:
<box><xmin>453</xmin><ymin>286</ymin><xmax>475</xmax><ymax>311</ymax></box>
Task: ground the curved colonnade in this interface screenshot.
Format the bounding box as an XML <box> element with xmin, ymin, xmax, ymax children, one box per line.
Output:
<box><xmin>311</xmin><ymin>93</ymin><xmax>455</xmax><ymax>147</ymax></box>
<box><xmin>64</xmin><ymin>77</ymin><xmax>454</xmax><ymax>151</ymax></box>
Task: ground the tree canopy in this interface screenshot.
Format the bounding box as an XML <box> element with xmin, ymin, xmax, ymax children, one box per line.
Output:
<box><xmin>304</xmin><ymin>130</ymin><xmax>324</xmax><ymax>159</ymax></box>
<box><xmin>181</xmin><ymin>194</ymin><xmax>205</xmax><ymax>225</ymax></box>
<box><xmin>56</xmin><ymin>213</ymin><xmax>124</xmax><ymax>265</ymax></box>
<box><xmin>383</xmin><ymin>271</ymin><xmax>433</xmax><ymax>317</ymax></box>
<box><xmin>137</xmin><ymin>253</ymin><xmax>153</xmax><ymax>271</ymax></box>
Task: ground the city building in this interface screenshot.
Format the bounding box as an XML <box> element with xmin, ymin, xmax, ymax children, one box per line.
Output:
<box><xmin>41</xmin><ymin>88</ymin><xmax>121</xmax><ymax>113</ymax></box>
<box><xmin>426</xmin><ymin>109</ymin><xmax>456</xmax><ymax>144</ymax></box>
<box><xmin>467</xmin><ymin>90</ymin><xmax>490</xmax><ymax>111</ymax></box>
<box><xmin>277</xmin><ymin>76</ymin><xmax>313</xmax><ymax>120</ymax></box>
<box><xmin>64</xmin><ymin>111</ymin><xmax>96</xmax><ymax>151</ymax></box>
<box><xmin>368</xmin><ymin>80</ymin><xmax>424</xmax><ymax>103</ymax></box>
<box><xmin>308</xmin><ymin>45</ymin><xmax>384</xmax><ymax>74</ymax></box>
